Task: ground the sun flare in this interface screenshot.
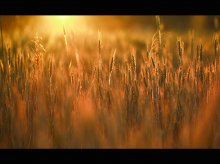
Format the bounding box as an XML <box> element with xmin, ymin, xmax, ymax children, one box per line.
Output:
<box><xmin>53</xmin><ymin>16</ymin><xmax>71</xmax><ymax>25</ymax></box>
<box><xmin>42</xmin><ymin>16</ymin><xmax>86</xmax><ymax>35</ymax></box>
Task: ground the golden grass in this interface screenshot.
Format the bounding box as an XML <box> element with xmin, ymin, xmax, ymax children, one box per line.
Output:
<box><xmin>0</xmin><ymin>16</ymin><xmax>220</xmax><ymax>148</ymax></box>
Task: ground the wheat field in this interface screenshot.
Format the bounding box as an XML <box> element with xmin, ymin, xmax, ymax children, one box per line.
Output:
<box><xmin>0</xmin><ymin>16</ymin><xmax>220</xmax><ymax>148</ymax></box>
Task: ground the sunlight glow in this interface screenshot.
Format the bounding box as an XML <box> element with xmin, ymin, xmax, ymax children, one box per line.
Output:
<box><xmin>43</xmin><ymin>16</ymin><xmax>86</xmax><ymax>35</ymax></box>
<box><xmin>53</xmin><ymin>16</ymin><xmax>71</xmax><ymax>26</ymax></box>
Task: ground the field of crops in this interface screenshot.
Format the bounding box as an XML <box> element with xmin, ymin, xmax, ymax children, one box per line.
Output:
<box><xmin>0</xmin><ymin>16</ymin><xmax>220</xmax><ymax>148</ymax></box>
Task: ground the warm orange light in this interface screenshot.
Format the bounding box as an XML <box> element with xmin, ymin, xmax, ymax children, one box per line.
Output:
<box><xmin>52</xmin><ymin>16</ymin><xmax>70</xmax><ymax>26</ymax></box>
<box><xmin>41</xmin><ymin>16</ymin><xmax>86</xmax><ymax>36</ymax></box>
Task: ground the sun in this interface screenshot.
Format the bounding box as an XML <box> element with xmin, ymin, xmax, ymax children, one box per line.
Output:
<box><xmin>56</xmin><ymin>16</ymin><xmax>69</xmax><ymax>24</ymax></box>
<box><xmin>43</xmin><ymin>16</ymin><xmax>85</xmax><ymax>33</ymax></box>
<box><xmin>50</xmin><ymin>16</ymin><xmax>71</xmax><ymax>27</ymax></box>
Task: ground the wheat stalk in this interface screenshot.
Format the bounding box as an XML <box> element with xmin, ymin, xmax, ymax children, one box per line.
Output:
<box><xmin>156</xmin><ymin>15</ymin><xmax>162</xmax><ymax>57</ymax></box>
<box><xmin>109</xmin><ymin>49</ymin><xmax>116</xmax><ymax>86</ymax></box>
